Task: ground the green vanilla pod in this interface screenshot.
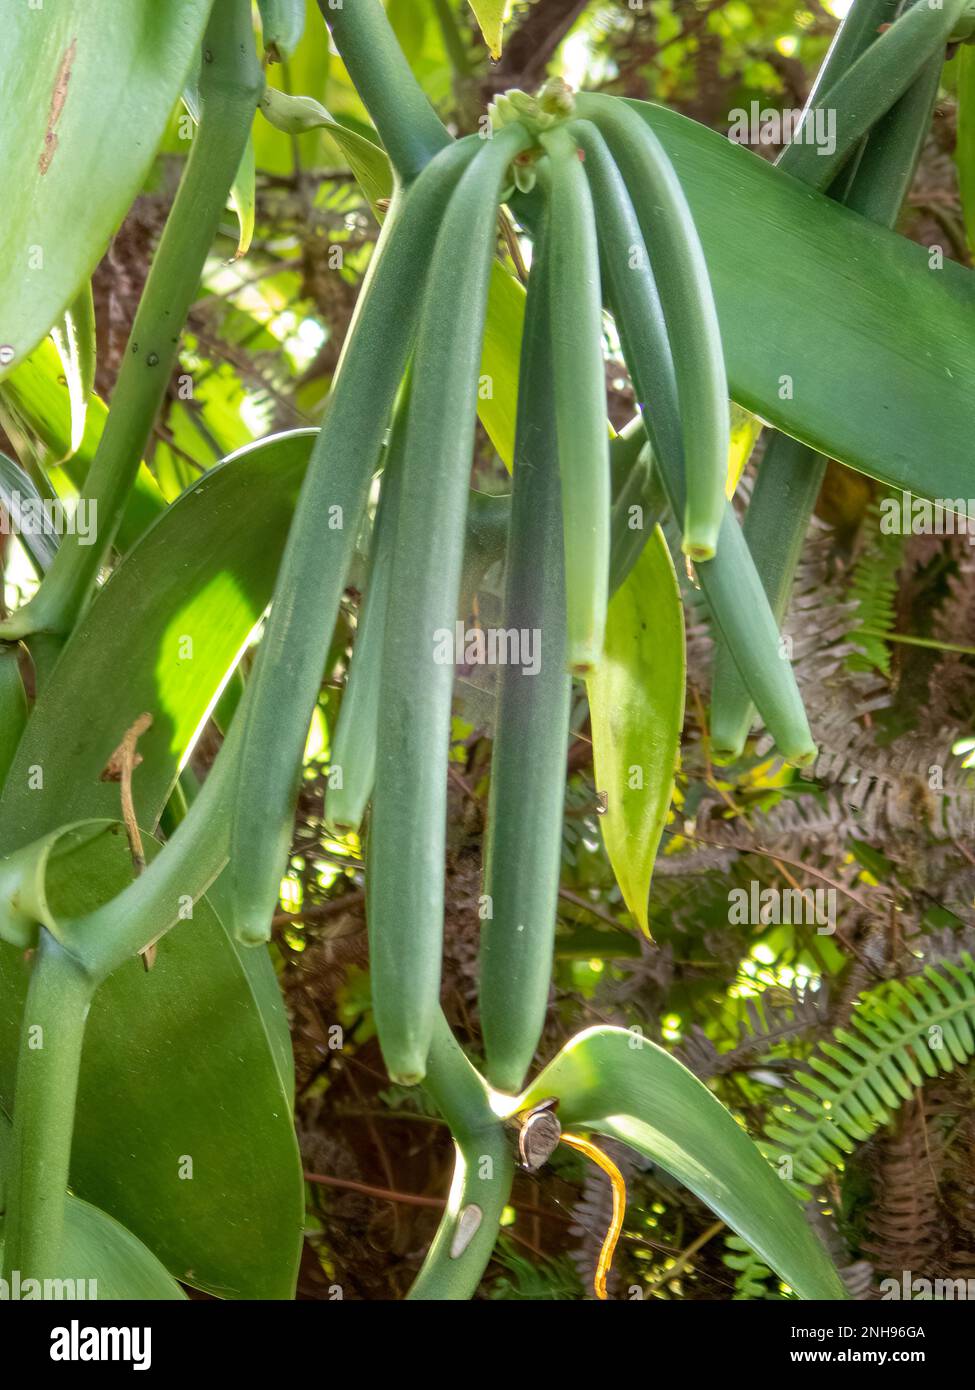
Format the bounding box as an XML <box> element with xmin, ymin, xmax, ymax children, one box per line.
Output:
<box><xmin>574</xmin><ymin>93</ymin><xmax>729</xmax><ymax>562</ymax></box>
<box><xmin>782</xmin><ymin>0</ymin><xmax>900</xmax><ymax>134</ymax></box>
<box><xmin>610</xmin><ymin>414</ymin><xmax>652</xmax><ymax>498</ymax></box>
<box><xmin>779</xmin><ymin>0</ymin><xmax>966</xmax><ymax>186</ymax></box>
<box><xmin>369</xmin><ymin>122</ymin><xmax>532</xmax><ymax>1085</ymax></box>
<box><xmin>539</xmin><ymin>125</ymin><xmax>611</xmax><ymax>674</ymax></box>
<box><xmin>479</xmin><ymin>205</ymin><xmax>573</xmax><ymax>1095</ymax></box>
<box><xmin>326</xmin><ymin>386</ymin><xmax>411</xmax><ymax>835</ymax></box>
<box><xmin>227</xmin><ymin>135</ymin><xmax>485</xmax><ymax>949</ymax></box>
<box><xmin>577</xmin><ymin>119</ymin><xmax>815</xmax><ymax>764</ymax></box>
<box><xmin>257</xmin><ymin>0</ymin><xmax>305</xmax><ymax>63</ymax></box>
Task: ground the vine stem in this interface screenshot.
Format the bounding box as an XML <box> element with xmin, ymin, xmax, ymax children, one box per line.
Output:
<box><xmin>320</xmin><ymin>0</ymin><xmax>451</xmax><ymax>183</ymax></box>
<box><xmin>406</xmin><ymin>1015</ymin><xmax>514</xmax><ymax>1300</ymax></box>
<box><xmin>1</xmin><ymin>934</ymin><xmax>93</xmax><ymax>1284</ymax></box>
<box><xmin>859</xmin><ymin>627</ymin><xmax>975</xmax><ymax>659</ymax></box>
<box><xmin>0</xmin><ymin>0</ymin><xmax>263</xmax><ymax>650</ymax></box>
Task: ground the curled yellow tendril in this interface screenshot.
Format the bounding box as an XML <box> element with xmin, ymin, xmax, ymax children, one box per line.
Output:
<box><xmin>560</xmin><ymin>1132</ymin><xmax>626</xmax><ymax>1300</ymax></box>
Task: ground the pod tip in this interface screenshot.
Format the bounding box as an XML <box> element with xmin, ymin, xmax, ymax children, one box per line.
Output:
<box><xmin>787</xmin><ymin>744</ymin><xmax>818</xmax><ymax>770</ymax></box>
<box><xmin>484</xmin><ymin>1064</ymin><xmax>528</xmax><ymax>1095</ymax></box>
<box><xmin>324</xmin><ymin>814</ymin><xmax>361</xmax><ymax>837</ymax></box>
<box><xmin>682</xmin><ymin>539</ymin><xmax>717</xmax><ymax>563</ymax></box>
<box><xmin>389</xmin><ymin>1070</ymin><xmax>426</xmax><ymax>1087</ymax></box>
<box><xmin>235</xmin><ymin>923</ymin><xmax>272</xmax><ymax>948</ymax></box>
<box><xmin>569</xmin><ymin>640</ymin><xmax>601</xmax><ymax>678</ymax></box>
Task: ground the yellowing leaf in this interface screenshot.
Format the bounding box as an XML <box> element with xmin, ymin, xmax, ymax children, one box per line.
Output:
<box><xmin>726</xmin><ymin>401</ymin><xmax>761</xmax><ymax>497</ymax></box>
<box><xmin>587</xmin><ymin>529</ymin><xmax>684</xmax><ymax>935</ymax></box>
<box><xmin>468</xmin><ymin>0</ymin><xmax>511</xmax><ymax>60</ymax></box>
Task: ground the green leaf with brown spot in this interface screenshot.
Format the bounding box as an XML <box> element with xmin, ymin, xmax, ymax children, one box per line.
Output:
<box><xmin>0</xmin><ymin>0</ymin><xmax>214</xmax><ymax>376</ymax></box>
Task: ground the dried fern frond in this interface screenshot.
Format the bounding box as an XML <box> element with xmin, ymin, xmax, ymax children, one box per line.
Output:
<box><xmin>861</xmin><ymin>1090</ymin><xmax>946</xmax><ymax>1278</ymax></box>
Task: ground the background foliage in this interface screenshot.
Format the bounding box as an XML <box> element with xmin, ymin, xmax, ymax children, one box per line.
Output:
<box><xmin>4</xmin><ymin>0</ymin><xmax>974</xmax><ymax>1300</ymax></box>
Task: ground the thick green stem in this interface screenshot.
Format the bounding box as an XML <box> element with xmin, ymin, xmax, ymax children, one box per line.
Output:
<box><xmin>1</xmin><ymin>0</ymin><xmax>262</xmax><ymax>646</ymax></box>
<box><xmin>407</xmin><ymin>1015</ymin><xmax>514</xmax><ymax>1300</ymax></box>
<box><xmin>62</xmin><ymin>736</ymin><xmax>235</xmax><ymax>985</ymax></box>
<box><xmin>321</xmin><ymin>0</ymin><xmax>451</xmax><ymax>183</ymax></box>
<box><xmin>1</xmin><ymin>934</ymin><xmax>92</xmax><ymax>1285</ymax></box>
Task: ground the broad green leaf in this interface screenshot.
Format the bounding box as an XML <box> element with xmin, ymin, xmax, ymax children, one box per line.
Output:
<box><xmin>0</xmin><ymin>821</ymin><xmax>304</xmax><ymax>1299</ymax></box>
<box><xmin>512</xmin><ymin>1027</ymin><xmax>849</xmax><ymax>1300</ymax></box>
<box><xmin>958</xmin><ymin>47</ymin><xmax>975</xmax><ymax>254</ymax></box>
<box><xmin>0</xmin><ymin>0</ymin><xmax>213</xmax><ymax>376</ymax></box>
<box><xmin>0</xmin><ymin>1194</ymin><xmax>186</xmax><ymax>1301</ymax></box>
<box><xmin>0</xmin><ymin>430</ymin><xmax>315</xmax><ymax>848</ymax></box>
<box><xmin>0</xmin><ymin>437</ymin><xmax>314</xmax><ymax>1297</ymax></box>
<box><xmin>468</xmin><ymin>0</ymin><xmax>510</xmax><ymax>60</ymax></box>
<box><xmin>258</xmin><ymin>87</ymin><xmax>395</xmax><ymax>214</ymax></box>
<box><xmin>0</xmin><ymin>1116</ymin><xmax>185</xmax><ymax>1299</ymax></box>
<box><xmin>49</xmin><ymin>283</ymin><xmax>96</xmax><ymax>457</ymax></box>
<box><xmin>55</xmin><ymin>1197</ymin><xmax>188</xmax><ymax>1301</ymax></box>
<box><xmin>587</xmin><ymin>530</ymin><xmax>684</xmax><ymax>936</ymax></box>
<box><xmin>317</xmin><ymin>112</ymin><xmax>396</xmax><ymax>213</ymax></box>
<box><xmin>627</xmin><ymin>99</ymin><xmax>975</xmax><ymax>504</ymax></box>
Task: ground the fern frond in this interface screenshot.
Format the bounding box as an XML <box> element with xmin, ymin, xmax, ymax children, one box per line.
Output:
<box><xmin>677</xmin><ymin>979</ymin><xmax>830</xmax><ymax>1078</ymax></box>
<box><xmin>845</xmin><ymin>496</ymin><xmax>904</xmax><ymax>676</ymax></box>
<box><xmin>723</xmin><ymin>1234</ymin><xmax>797</xmax><ymax>1300</ymax></box>
<box><xmin>765</xmin><ymin>954</ymin><xmax>975</xmax><ymax>1196</ymax></box>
